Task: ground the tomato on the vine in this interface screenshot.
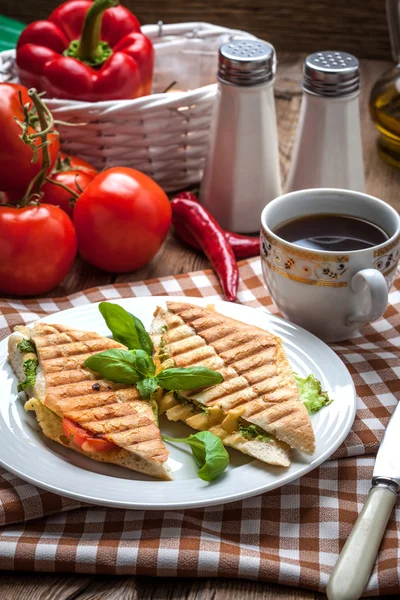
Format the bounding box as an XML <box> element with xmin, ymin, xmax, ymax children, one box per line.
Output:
<box><xmin>0</xmin><ymin>83</ymin><xmax>59</xmax><ymax>192</ymax></box>
<box><xmin>73</xmin><ymin>167</ymin><xmax>171</xmax><ymax>272</ymax></box>
<box><xmin>0</xmin><ymin>204</ymin><xmax>77</xmax><ymax>296</ymax></box>
<box><xmin>41</xmin><ymin>152</ymin><xmax>98</xmax><ymax>217</ymax></box>
<box><xmin>57</xmin><ymin>153</ymin><xmax>97</xmax><ymax>175</ymax></box>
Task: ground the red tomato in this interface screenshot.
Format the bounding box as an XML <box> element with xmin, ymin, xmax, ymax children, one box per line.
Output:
<box><xmin>0</xmin><ymin>204</ymin><xmax>77</xmax><ymax>296</ymax></box>
<box><xmin>73</xmin><ymin>167</ymin><xmax>172</xmax><ymax>272</ymax></box>
<box><xmin>0</xmin><ymin>83</ymin><xmax>59</xmax><ymax>192</ymax></box>
<box><xmin>57</xmin><ymin>152</ymin><xmax>98</xmax><ymax>174</ymax></box>
<box><xmin>41</xmin><ymin>152</ymin><xmax>98</xmax><ymax>217</ymax></box>
<box><xmin>62</xmin><ymin>417</ymin><xmax>119</xmax><ymax>453</ymax></box>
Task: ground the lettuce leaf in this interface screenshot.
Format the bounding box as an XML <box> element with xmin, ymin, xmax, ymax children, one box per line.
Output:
<box><xmin>294</xmin><ymin>373</ymin><xmax>332</xmax><ymax>414</ymax></box>
<box><xmin>238</xmin><ymin>423</ymin><xmax>271</xmax><ymax>443</ymax></box>
<box><xmin>17</xmin><ymin>359</ymin><xmax>38</xmax><ymax>392</ymax></box>
<box><xmin>17</xmin><ymin>339</ymin><xmax>36</xmax><ymax>353</ymax></box>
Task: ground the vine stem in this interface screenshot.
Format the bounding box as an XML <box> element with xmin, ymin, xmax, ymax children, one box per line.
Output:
<box><xmin>18</xmin><ymin>90</ymin><xmax>80</xmax><ymax>206</ymax></box>
<box><xmin>45</xmin><ymin>176</ymin><xmax>79</xmax><ymax>200</ymax></box>
<box><xmin>19</xmin><ymin>89</ymin><xmax>55</xmax><ymax>206</ymax></box>
<box><xmin>29</xmin><ymin>90</ymin><xmax>51</xmax><ymax>196</ymax></box>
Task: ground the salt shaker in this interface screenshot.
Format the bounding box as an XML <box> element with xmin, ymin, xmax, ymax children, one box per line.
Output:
<box><xmin>286</xmin><ymin>51</ymin><xmax>365</xmax><ymax>193</ymax></box>
<box><xmin>200</xmin><ymin>39</ymin><xmax>281</xmax><ymax>233</ymax></box>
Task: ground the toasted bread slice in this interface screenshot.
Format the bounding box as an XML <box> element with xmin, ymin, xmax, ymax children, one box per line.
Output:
<box><xmin>151</xmin><ymin>302</ymin><xmax>315</xmax><ymax>464</ymax></box>
<box><xmin>8</xmin><ymin>323</ymin><xmax>171</xmax><ymax>481</ymax></box>
<box><xmin>24</xmin><ymin>397</ymin><xmax>171</xmax><ymax>479</ymax></box>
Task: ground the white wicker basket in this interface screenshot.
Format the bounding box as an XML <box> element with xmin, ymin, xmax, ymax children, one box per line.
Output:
<box><xmin>0</xmin><ymin>22</ymin><xmax>257</xmax><ymax>191</ymax></box>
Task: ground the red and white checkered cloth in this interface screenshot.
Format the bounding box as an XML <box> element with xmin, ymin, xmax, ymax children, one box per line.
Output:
<box><xmin>0</xmin><ymin>258</ymin><xmax>399</xmax><ymax>595</ymax></box>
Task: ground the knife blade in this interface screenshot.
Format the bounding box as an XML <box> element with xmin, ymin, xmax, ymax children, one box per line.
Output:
<box><xmin>372</xmin><ymin>399</ymin><xmax>400</xmax><ymax>487</ymax></box>
<box><xmin>326</xmin><ymin>401</ymin><xmax>400</xmax><ymax>600</ymax></box>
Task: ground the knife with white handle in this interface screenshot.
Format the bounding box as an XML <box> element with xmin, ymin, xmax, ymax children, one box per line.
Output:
<box><xmin>326</xmin><ymin>401</ymin><xmax>400</xmax><ymax>600</ymax></box>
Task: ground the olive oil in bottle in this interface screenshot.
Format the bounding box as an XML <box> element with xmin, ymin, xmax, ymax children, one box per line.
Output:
<box><xmin>370</xmin><ymin>0</ymin><xmax>400</xmax><ymax>167</ymax></box>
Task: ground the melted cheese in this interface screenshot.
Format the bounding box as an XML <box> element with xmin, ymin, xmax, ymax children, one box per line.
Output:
<box><xmin>157</xmin><ymin>391</ymin><xmax>255</xmax><ymax>440</ymax></box>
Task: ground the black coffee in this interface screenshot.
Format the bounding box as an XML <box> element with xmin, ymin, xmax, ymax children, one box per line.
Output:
<box><xmin>273</xmin><ymin>214</ymin><xmax>389</xmax><ymax>252</ymax></box>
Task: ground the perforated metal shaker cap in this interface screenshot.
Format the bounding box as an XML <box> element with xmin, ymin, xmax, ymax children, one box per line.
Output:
<box><xmin>218</xmin><ymin>39</ymin><xmax>275</xmax><ymax>86</ymax></box>
<box><xmin>303</xmin><ymin>51</ymin><xmax>360</xmax><ymax>97</ymax></box>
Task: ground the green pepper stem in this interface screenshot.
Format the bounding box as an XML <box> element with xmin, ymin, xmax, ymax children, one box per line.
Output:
<box><xmin>77</xmin><ymin>0</ymin><xmax>118</xmax><ymax>63</ymax></box>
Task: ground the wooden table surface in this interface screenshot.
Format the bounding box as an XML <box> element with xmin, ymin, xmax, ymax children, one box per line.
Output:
<box><xmin>1</xmin><ymin>55</ymin><xmax>399</xmax><ymax>600</ymax></box>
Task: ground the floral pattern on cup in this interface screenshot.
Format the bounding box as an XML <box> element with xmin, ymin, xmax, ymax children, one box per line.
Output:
<box><xmin>261</xmin><ymin>231</ymin><xmax>349</xmax><ymax>287</ymax></box>
<box><xmin>372</xmin><ymin>235</ymin><xmax>400</xmax><ymax>289</ymax></box>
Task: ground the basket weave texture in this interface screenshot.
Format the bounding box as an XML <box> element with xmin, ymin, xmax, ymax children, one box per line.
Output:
<box><xmin>0</xmin><ymin>22</ymin><xmax>256</xmax><ymax>191</ymax></box>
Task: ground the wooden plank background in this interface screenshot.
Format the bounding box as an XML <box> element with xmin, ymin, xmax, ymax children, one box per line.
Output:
<box><xmin>0</xmin><ymin>0</ymin><xmax>392</xmax><ymax>59</ymax></box>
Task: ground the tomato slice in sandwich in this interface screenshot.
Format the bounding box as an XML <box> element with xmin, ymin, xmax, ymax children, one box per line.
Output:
<box><xmin>62</xmin><ymin>418</ymin><xmax>119</xmax><ymax>453</ymax></box>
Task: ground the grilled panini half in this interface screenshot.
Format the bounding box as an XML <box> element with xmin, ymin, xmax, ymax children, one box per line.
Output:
<box><xmin>8</xmin><ymin>323</ymin><xmax>171</xmax><ymax>480</ymax></box>
<box><xmin>151</xmin><ymin>302</ymin><xmax>315</xmax><ymax>468</ymax></box>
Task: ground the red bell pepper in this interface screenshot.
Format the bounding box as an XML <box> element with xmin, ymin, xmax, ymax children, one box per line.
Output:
<box><xmin>16</xmin><ymin>0</ymin><xmax>154</xmax><ymax>102</ymax></box>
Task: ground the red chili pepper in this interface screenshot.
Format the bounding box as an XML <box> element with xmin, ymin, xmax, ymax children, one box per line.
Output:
<box><xmin>16</xmin><ymin>0</ymin><xmax>154</xmax><ymax>102</ymax></box>
<box><xmin>173</xmin><ymin>192</ymin><xmax>260</xmax><ymax>259</ymax></box>
<box><xmin>171</xmin><ymin>197</ymin><xmax>239</xmax><ymax>302</ymax></box>
<box><xmin>224</xmin><ymin>231</ymin><xmax>260</xmax><ymax>258</ymax></box>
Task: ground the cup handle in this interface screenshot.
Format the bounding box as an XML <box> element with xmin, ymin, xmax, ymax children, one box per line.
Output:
<box><xmin>347</xmin><ymin>268</ymin><xmax>388</xmax><ymax>324</ymax></box>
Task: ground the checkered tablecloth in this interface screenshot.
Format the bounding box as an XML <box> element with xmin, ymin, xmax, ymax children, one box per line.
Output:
<box><xmin>0</xmin><ymin>258</ymin><xmax>399</xmax><ymax>595</ymax></box>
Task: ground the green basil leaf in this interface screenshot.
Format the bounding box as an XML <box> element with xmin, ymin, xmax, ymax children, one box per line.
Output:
<box><xmin>162</xmin><ymin>431</ymin><xmax>229</xmax><ymax>481</ymax></box>
<box><xmin>99</xmin><ymin>302</ymin><xmax>152</xmax><ymax>352</ymax></box>
<box><xmin>84</xmin><ymin>349</ymin><xmax>141</xmax><ymax>384</ymax></box>
<box><xmin>137</xmin><ymin>377</ymin><xmax>158</xmax><ymax>400</ymax></box>
<box><xmin>129</xmin><ymin>349</ymin><xmax>156</xmax><ymax>378</ymax></box>
<box><xmin>129</xmin><ymin>313</ymin><xmax>153</xmax><ymax>355</ymax></box>
<box><xmin>157</xmin><ymin>367</ymin><xmax>224</xmax><ymax>391</ymax></box>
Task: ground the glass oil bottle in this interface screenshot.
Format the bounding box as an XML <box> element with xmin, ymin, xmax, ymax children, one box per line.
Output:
<box><xmin>370</xmin><ymin>0</ymin><xmax>400</xmax><ymax>167</ymax></box>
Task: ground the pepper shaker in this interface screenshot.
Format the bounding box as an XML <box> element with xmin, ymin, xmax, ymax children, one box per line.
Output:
<box><xmin>200</xmin><ymin>39</ymin><xmax>282</xmax><ymax>233</ymax></box>
<box><xmin>286</xmin><ymin>51</ymin><xmax>365</xmax><ymax>193</ymax></box>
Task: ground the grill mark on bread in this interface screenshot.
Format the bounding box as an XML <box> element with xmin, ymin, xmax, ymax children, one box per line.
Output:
<box><xmin>75</xmin><ymin>411</ymin><xmax>150</xmax><ymax>430</ymax></box>
<box><xmin>164</xmin><ymin>324</ymin><xmax>194</xmax><ymax>343</ymax></box>
<box><xmin>172</xmin><ymin>355</ymin><xmax>225</xmax><ymax>372</ymax></box>
<box><xmin>219</xmin><ymin>339</ymin><xmax>277</xmax><ymax>365</ymax></box>
<box><xmin>190</xmin><ymin>317</ymin><xmax>228</xmax><ymax>334</ymax></box>
<box><xmin>170</xmin><ymin>346</ymin><xmax>216</xmax><ymax>367</ymax></box>
<box><xmin>41</xmin><ymin>355</ymin><xmax>95</xmax><ymax>373</ymax></box>
<box><xmin>206</xmin><ymin>390</ymin><xmax>255</xmax><ymax>410</ymax></box>
<box><xmin>167</xmin><ymin>335</ymin><xmax>206</xmax><ymax>355</ymax></box>
<box><xmin>192</xmin><ymin>324</ymin><xmax>241</xmax><ymax>343</ymax></box>
<box><xmin>46</xmin><ymin>380</ymin><xmax>118</xmax><ymax>399</ymax></box>
<box><xmin>78</xmin><ymin>418</ymin><xmax>158</xmax><ymax>442</ymax></box>
<box><xmin>50</xmin><ymin>394</ymin><xmax>117</xmax><ymax>414</ymax></box>
<box><xmin>28</xmin><ymin>323</ymin><xmax>170</xmax><ymax>468</ymax></box>
<box><xmin>46</xmin><ymin>370</ymin><xmax>99</xmax><ymax>387</ymax></box>
<box><xmin>242</xmin><ymin>364</ymin><xmax>277</xmax><ymax>384</ymax></box>
<box><xmin>37</xmin><ymin>339</ymin><xmax>118</xmax><ymax>360</ymax></box>
<box><xmin>232</xmin><ymin>351</ymin><xmax>276</xmax><ymax>373</ymax></box>
<box><xmin>162</xmin><ymin>302</ymin><xmax>315</xmax><ymax>454</ymax></box>
<box><xmin>186</xmin><ymin>376</ymin><xmax>250</xmax><ymax>404</ymax></box>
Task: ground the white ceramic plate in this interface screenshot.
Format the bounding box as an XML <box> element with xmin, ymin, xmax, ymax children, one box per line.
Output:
<box><xmin>0</xmin><ymin>297</ymin><xmax>356</xmax><ymax>510</ymax></box>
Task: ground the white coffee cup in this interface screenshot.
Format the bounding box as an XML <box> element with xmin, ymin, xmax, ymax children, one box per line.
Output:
<box><xmin>261</xmin><ymin>189</ymin><xmax>400</xmax><ymax>342</ymax></box>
